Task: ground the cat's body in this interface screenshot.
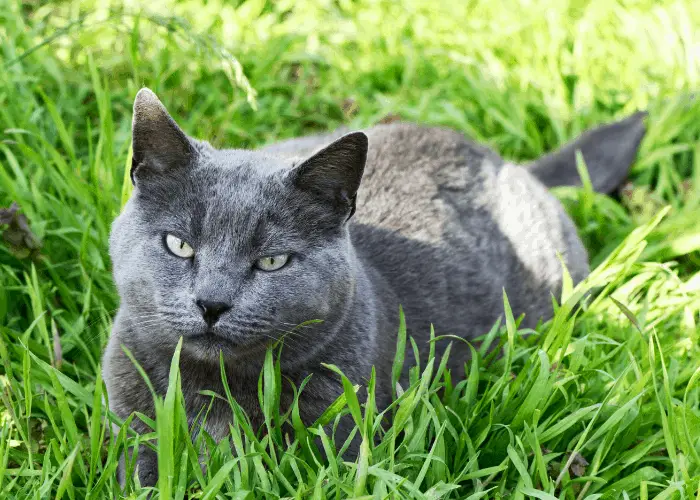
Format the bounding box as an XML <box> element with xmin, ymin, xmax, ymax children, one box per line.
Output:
<box><xmin>103</xmin><ymin>89</ymin><xmax>646</xmax><ymax>485</ymax></box>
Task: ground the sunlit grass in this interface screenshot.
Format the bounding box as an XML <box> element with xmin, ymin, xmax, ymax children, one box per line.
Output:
<box><xmin>1</xmin><ymin>0</ymin><xmax>699</xmax><ymax>497</ymax></box>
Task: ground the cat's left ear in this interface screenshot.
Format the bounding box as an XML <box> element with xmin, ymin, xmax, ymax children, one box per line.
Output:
<box><xmin>290</xmin><ymin>131</ymin><xmax>368</xmax><ymax>221</ymax></box>
<box><xmin>130</xmin><ymin>88</ymin><xmax>195</xmax><ymax>184</ymax></box>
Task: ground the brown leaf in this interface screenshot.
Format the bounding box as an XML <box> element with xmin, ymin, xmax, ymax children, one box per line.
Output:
<box><xmin>288</xmin><ymin>63</ymin><xmax>302</xmax><ymax>83</ymax></box>
<box><xmin>0</xmin><ymin>202</ymin><xmax>41</xmax><ymax>259</ymax></box>
<box><xmin>342</xmin><ymin>98</ymin><xmax>359</xmax><ymax>119</ymax></box>
<box><xmin>567</xmin><ymin>451</ymin><xmax>589</xmax><ymax>477</ymax></box>
<box><xmin>378</xmin><ymin>113</ymin><xmax>402</xmax><ymax>124</ymax></box>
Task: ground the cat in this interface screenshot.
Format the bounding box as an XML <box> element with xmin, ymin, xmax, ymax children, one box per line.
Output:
<box><xmin>102</xmin><ymin>88</ymin><xmax>646</xmax><ymax>486</ymax></box>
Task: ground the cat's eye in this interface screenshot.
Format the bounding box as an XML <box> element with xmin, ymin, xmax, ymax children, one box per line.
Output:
<box><xmin>165</xmin><ymin>234</ymin><xmax>195</xmax><ymax>259</ymax></box>
<box><xmin>255</xmin><ymin>254</ymin><xmax>289</xmax><ymax>272</ymax></box>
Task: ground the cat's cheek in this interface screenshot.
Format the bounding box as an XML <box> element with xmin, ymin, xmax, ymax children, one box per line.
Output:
<box><xmin>296</xmin><ymin>283</ymin><xmax>334</xmax><ymax>320</ymax></box>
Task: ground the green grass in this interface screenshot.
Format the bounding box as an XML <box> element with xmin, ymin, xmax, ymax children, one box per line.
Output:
<box><xmin>1</xmin><ymin>0</ymin><xmax>700</xmax><ymax>498</ymax></box>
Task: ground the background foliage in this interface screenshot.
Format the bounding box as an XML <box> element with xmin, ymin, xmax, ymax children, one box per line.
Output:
<box><xmin>1</xmin><ymin>0</ymin><xmax>699</xmax><ymax>498</ymax></box>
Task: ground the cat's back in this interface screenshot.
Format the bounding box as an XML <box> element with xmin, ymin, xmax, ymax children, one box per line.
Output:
<box><xmin>261</xmin><ymin>122</ymin><xmax>588</xmax><ymax>333</ymax></box>
<box><xmin>353</xmin><ymin>123</ymin><xmax>502</xmax><ymax>242</ymax></box>
<box><xmin>261</xmin><ymin>122</ymin><xmax>503</xmax><ymax>242</ymax></box>
<box><xmin>262</xmin><ymin>122</ymin><xmax>587</xmax><ymax>283</ymax></box>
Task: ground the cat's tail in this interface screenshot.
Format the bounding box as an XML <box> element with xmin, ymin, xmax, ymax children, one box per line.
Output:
<box><xmin>528</xmin><ymin>111</ymin><xmax>647</xmax><ymax>194</ymax></box>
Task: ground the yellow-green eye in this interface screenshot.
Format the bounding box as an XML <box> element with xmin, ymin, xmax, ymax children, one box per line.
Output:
<box><xmin>255</xmin><ymin>254</ymin><xmax>289</xmax><ymax>272</ymax></box>
<box><xmin>165</xmin><ymin>234</ymin><xmax>194</xmax><ymax>259</ymax></box>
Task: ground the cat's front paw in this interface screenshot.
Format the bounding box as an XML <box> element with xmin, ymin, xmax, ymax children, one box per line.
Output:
<box><xmin>118</xmin><ymin>445</ymin><xmax>159</xmax><ymax>489</ymax></box>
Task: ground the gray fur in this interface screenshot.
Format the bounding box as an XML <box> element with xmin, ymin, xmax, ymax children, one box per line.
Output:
<box><xmin>103</xmin><ymin>88</ymin><xmax>646</xmax><ymax>486</ymax></box>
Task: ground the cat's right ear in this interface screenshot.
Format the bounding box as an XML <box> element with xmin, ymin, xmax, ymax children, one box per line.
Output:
<box><xmin>130</xmin><ymin>88</ymin><xmax>195</xmax><ymax>184</ymax></box>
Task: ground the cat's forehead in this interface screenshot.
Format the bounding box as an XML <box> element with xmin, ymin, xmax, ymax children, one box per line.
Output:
<box><xmin>194</xmin><ymin>149</ymin><xmax>292</xmax><ymax>187</ymax></box>
<box><xmin>187</xmin><ymin>151</ymin><xmax>294</xmax><ymax>220</ymax></box>
<box><xmin>211</xmin><ymin>148</ymin><xmax>295</xmax><ymax>173</ymax></box>
<box><xmin>142</xmin><ymin>151</ymin><xmax>310</xmax><ymax>247</ymax></box>
<box><xmin>132</xmin><ymin>149</ymin><xmax>331</xmax><ymax>249</ymax></box>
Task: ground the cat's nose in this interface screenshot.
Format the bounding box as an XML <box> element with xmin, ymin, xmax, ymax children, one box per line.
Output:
<box><xmin>195</xmin><ymin>299</ymin><xmax>232</xmax><ymax>327</ymax></box>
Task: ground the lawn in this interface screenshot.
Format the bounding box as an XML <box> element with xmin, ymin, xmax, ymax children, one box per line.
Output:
<box><xmin>1</xmin><ymin>0</ymin><xmax>700</xmax><ymax>498</ymax></box>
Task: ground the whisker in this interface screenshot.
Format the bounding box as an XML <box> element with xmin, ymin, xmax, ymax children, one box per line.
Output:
<box><xmin>262</xmin><ymin>337</ymin><xmax>304</xmax><ymax>356</ymax></box>
<box><xmin>273</xmin><ymin>327</ymin><xmax>307</xmax><ymax>340</ymax></box>
<box><xmin>280</xmin><ymin>322</ymin><xmax>315</xmax><ymax>329</ymax></box>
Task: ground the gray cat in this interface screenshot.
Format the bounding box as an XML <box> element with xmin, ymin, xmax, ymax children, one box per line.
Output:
<box><xmin>102</xmin><ymin>88</ymin><xmax>646</xmax><ymax>486</ymax></box>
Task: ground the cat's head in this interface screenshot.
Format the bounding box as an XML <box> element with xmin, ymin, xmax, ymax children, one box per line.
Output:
<box><xmin>110</xmin><ymin>88</ymin><xmax>367</xmax><ymax>365</ymax></box>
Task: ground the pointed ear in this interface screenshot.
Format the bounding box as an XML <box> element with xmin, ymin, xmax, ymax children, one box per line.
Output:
<box><xmin>130</xmin><ymin>88</ymin><xmax>195</xmax><ymax>184</ymax></box>
<box><xmin>529</xmin><ymin>111</ymin><xmax>647</xmax><ymax>194</ymax></box>
<box><xmin>289</xmin><ymin>131</ymin><xmax>368</xmax><ymax>221</ymax></box>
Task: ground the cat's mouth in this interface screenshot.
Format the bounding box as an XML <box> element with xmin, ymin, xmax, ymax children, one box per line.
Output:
<box><xmin>185</xmin><ymin>327</ymin><xmax>273</xmax><ymax>358</ymax></box>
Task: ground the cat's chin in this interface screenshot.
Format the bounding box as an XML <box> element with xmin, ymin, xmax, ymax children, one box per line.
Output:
<box><xmin>182</xmin><ymin>331</ymin><xmax>270</xmax><ymax>362</ymax></box>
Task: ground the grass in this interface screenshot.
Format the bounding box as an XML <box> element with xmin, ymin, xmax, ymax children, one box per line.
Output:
<box><xmin>1</xmin><ymin>0</ymin><xmax>700</xmax><ymax>497</ymax></box>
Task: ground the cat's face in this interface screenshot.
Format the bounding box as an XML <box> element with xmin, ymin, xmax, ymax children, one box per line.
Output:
<box><xmin>110</xmin><ymin>89</ymin><xmax>367</xmax><ymax>364</ymax></box>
